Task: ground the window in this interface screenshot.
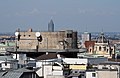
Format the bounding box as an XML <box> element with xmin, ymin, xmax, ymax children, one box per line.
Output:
<box><xmin>67</xmin><ymin>33</ymin><xmax>72</xmax><ymax>38</ymax></box>
<box><xmin>92</xmin><ymin>73</ymin><xmax>96</xmax><ymax>77</ymax></box>
<box><xmin>75</xmin><ymin>71</ymin><xmax>78</xmax><ymax>73</ymax></box>
<box><xmin>107</xmin><ymin>49</ymin><xmax>108</xmax><ymax>52</ymax></box>
<box><xmin>99</xmin><ymin>46</ymin><xmax>101</xmax><ymax>51</ymax></box>
<box><xmin>64</xmin><ymin>73</ymin><xmax>68</xmax><ymax>76</ymax></box>
<box><xmin>5</xmin><ymin>62</ymin><xmax>7</xmax><ymax>66</ymax></box>
<box><xmin>103</xmin><ymin>47</ymin><xmax>106</xmax><ymax>51</ymax></box>
<box><xmin>81</xmin><ymin>74</ymin><xmax>84</xmax><ymax>76</ymax></box>
<box><xmin>90</xmin><ymin>49</ymin><xmax>92</xmax><ymax>52</ymax></box>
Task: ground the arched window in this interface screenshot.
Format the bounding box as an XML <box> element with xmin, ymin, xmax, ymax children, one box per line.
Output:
<box><xmin>90</xmin><ymin>49</ymin><xmax>92</xmax><ymax>52</ymax></box>
<box><xmin>99</xmin><ymin>46</ymin><xmax>101</xmax><ymax>51</ymax></box>
<box><xmin>103</xmin><ymin>47</ymin><xmax>106</xmax><ymax>51</ymax></box>
<box><xmin>107</xmin><ymin>49</ymin><xmax>109</xmax><ymax>52</ymax></box>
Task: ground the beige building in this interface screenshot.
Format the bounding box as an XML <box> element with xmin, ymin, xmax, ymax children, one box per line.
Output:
<box><xmin>86</xmin><ymin>69</ymin><xmax>117</xmax><ymax>78</ymax></box>
<box><xmin>95</xmin><ymin>62</ymin><xmax>120</xmax><ymax>78</ymax></box>
<box><xmin>15</xmin><ymin>29</ymin><xmax>77</xmax><ymax>50</ymax></box>
<box><xmin>94</xmin><ymin>32</ymin><xmax>115</xmax><ymax>58</ymax></box>
<box><xmin>96</xmin><ymin>69</ymin><xmax>117</xmax><ymax>78</ymax></box>
<box><xmin>84</xmin><ymin>32</ymin><xmax>115</xmax><ymax>58</ymax></box>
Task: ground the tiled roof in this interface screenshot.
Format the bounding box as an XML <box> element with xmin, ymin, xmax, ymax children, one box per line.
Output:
<box><xmin>0</xmin><ymin>71</ymin><xmax>7</xmax><ymax>77</ymax></box>
<box><xmin>0</xmin><ymin>71</ymin><xmax>23</xmax><ymax>78</ymax></box>
<box><xmin>36</xmin><ymin>53</ymin><xmax>65</xmax><ymax>60</ymax></box>
<box><xmin>0</xmin><ymin>56</ymin><xmax>16</xmax><ymax>61</ymax></box>
<box><xmin>84</xmin><ymin>41</ymin><xmax>96</xmax><ymax>48</ymax></box>
<box><xmin>14</xmin><ymin>68</ymin><xmax>34</xmax><ymax>72</ymax></box>
<box><xmin>68</xmin><ymin>73</ymin><xmax>81</xmax><ymax>77</ymax></box>
<box><xmin>0</xmin><ymin>68</ymin><xmax>35</xmax><ymax>78</ymax></box>
<box><xmin>2</xmin><ymin>72</ymin><xmax>23</xmax><ymax>78</ymax></box>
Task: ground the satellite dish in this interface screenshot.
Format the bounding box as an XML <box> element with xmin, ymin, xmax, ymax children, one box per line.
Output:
<box><xmin>57</xmin><ymin>54</ymin><xmax>61</xmax><ymax>59</ymax></box>
<box><xmin>15</xmin><ymin>32</ymin><xmax>19</xmax><ymax>36</ymax></box>
<box><xmin>35</xmin><ymin>32</ymin><xmax>40</xmax><ymax>37</ymax></box>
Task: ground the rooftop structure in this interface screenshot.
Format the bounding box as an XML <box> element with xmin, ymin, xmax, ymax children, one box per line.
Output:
<box><xmin>0</xmin><ymin>68</ymin><xmax>39</xmax><ymax>78</ymax></box>
<box><xmin>94</xmin><ymin>32</ymin><xmax>115</xmax><ymax>58</ymax></box>
<box><xmin>83</xmin><ymin>32</ymin><xmax>115</xmax><ymax>58</ymax></box>
<box><xmin>96</xmin><ymin>32</ymin><xmax>108</xmax><ymax>43</ymax></box>
<box><xmin>7</xmin><ymin>28</ymin><xmax>79</xmax><ymax>58</ymax></box>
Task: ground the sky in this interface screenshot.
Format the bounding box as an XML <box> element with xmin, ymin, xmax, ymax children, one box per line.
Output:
<box><xmin>0</xmin><ymin>0</ymin><xmax>120</xmax><ymax>33</ymax></box>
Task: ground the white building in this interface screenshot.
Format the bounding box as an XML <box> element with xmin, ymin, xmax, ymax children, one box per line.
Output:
<box><xmin>96</xmin><ymin>69</ymin><xmax>117</xmax><ymax>78</ymax></box>
<box><xmin>36</xmin><ymin>63</ymin><xmax>69</xmax><ymax>78</ymax></box>
<box><xmin>0</xmin><ymin>56</ymin><xmax>18</xmax><ymax>70</ymax></box>
<box><xmin>63</xmin><ymin>58</ymin><xmax>88</xmax><ymax>65</ymax></box>
<box><xmin>81</xmin><ymin>32</ymin><xmax>91</xmax><ymax>48</ymax></box>
<box><xmin>1</xmin><ymin>61</ymin><xmax>18</xmax><ymax>70</ymax></box>
<box><xmin>86</xmin><ymin>70</ymin><xmax>97</xmax><ymax>78</ymax></box>
<box><xmin>62</xmin><ymin>57</ymin><xmax>107</xmax><ymax>65</ymax></box>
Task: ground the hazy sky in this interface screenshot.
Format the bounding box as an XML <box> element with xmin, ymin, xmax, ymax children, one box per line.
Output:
<box><xmin>0</xmin><ymin>0</ymin><xmax>120</xmax><ymax>33</ymax></box>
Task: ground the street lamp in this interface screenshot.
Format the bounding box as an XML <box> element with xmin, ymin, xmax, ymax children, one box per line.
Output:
<box><xmin>15</xmin><ymin>32</ymin><xmax>20</xmax><ymax>59</ymax></box>
<box><xmin>35</xmin><ymin>32</ymin><xmax>41</xmax><ymax>52</ymax></box>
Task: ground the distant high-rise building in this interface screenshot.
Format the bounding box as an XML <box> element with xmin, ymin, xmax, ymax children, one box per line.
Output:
<box><xmin>81</xmin><ymin>32</ymin><xmax>91</xmax><ymax>48</ymax></box>
<box><xmin>48</xmin><ymin>19</ymin><xmax>54</xmax><ymax>32</ymax></box>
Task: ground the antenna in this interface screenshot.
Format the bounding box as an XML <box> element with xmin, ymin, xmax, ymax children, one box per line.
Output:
<box><xmin>85</xmin><ymin>25</ymin><xmax>87</xmax><ymax>32</ymax></box>
<box><xmin>102</xmin><ymin>28</ymin><xmax>103</xmax><ymax>33</ymax></box>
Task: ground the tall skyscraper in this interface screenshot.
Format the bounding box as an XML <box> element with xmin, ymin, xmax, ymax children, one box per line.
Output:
<box><xmin>81</xmin><ymin>32</ymin><xmax>91</xmax><ymax>48</ymax></box>
<box><xmin>48</xmin><ymin>19</ymin><xmax>54</xmax><ymax>32</ymax></box>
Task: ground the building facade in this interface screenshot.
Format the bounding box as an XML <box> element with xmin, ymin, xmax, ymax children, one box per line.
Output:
<box><xmin>94</xmin><ymin>32</ymin><xmax>115</xmax><ymax>58</ymax></box>
<box><xmin>84</xmin><ymin>32</ymin><xmax>115</xmax><ymax>58</ymax></box>
<box><xmin>15</xmin><ymin>29</ymin><xmax>78</xmax><ymax>50</ymax></box>
<box><xmin>81</xmin><ymin>32</ymin><xmax>91</xmax><ymax>48</ymax></box>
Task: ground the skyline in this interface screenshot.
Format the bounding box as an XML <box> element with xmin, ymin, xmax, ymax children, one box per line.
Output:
<box><xmin>0</xmin><ymin>0</ymin><xmax>120</xmax><ymax>33</ymax></box>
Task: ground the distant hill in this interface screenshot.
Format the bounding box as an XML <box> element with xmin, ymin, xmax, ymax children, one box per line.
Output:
<box><xmin>0</xmin><ymin>32</ymin><xmax>14</xmax><ymax>36</ymax></box>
